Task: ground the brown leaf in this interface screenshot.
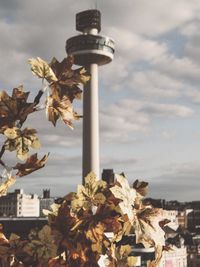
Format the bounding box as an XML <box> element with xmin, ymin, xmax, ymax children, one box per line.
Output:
<box><xmin>51</xmin><ymin>56</ymin><xmax>89</xmax><ymax>86</ymax></box>
<box><xmin>0</xmin><ymin>170</ymin><xmax>16</xmax><ymax>197</ymax></box>
<box><xmin>0</xmin><ymin>86</ymin><xmax>35</xmax><ymax>130</ymax></box>
<box><xmin>0</xmin><ymin>224</ymin><xmax>9</xmax><ymax>245</ymax></box>
<box><xmin>135</xmin><ymin>208</ymin><xmax>165</xmax><ymax>249</ymax></box>
<box><xmin>28</xmin><ymin>57</ymin><xmax>58</xmax><ymax>82</ymax></box>
<box><xmin>4</xmin><ymin>127</ymin><xmax>41</xmax><ymax>160</ymax></box>
<box><xmin>50</xmin><ymin>56</ymin><xmax>74</xmax><ymax>81</ymax></box>
<box><xmin>14</xmin><ymin>153</ymin><xmax>49</xmax><ymax>177</ymax></box>
<box><xmin>102</xmin><ymin>217</ymin><xmax>122</xmax><ymax>234</ymax></box>
<box><xmin>159</xmin><ymin>219</ymin><xmax>171</xmax><ymax>229</ymax></box>
<box><xmin>71</xmin><ymin>172</ymin><xmax>107</xmax><ymax>212</ymax></box>
<box><xmin>24</xmin><ymin>225</ymin><xmax>57</xmax><ymax>263</ymax></box>
<box><xmin>133</xmin><ymin>179</ymin><xmax>148</xmax><ymax>197</ymax></box>
<box><xmin>46</xmin><ymin>94</ymin><xmax>80</xmax><ymax>128</ymax></box>
<box><xmin>137</xmin><ymin>207</ymin><xmax>160</xmax><ymax>227</ymax></box>
<box><xmin>49</xmin><ymin>256</ymin><xmax>68</xmax><ymax>267</ymax></box>
<box><xmin>86</xmin><ymin>223</ymin><xmax>110</xmax><ymax>254</ymax></box>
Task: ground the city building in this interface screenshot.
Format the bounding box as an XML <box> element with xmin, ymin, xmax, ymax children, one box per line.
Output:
<box><xmin>177</xmin><ymin>211</ymin><xmax>186</xmax><ymax>229</ymax></box>
<box><xmin>159</xmin><ymin>244</ymin><xmax>187</xmax><ymax>267</ymax></box>
<box><xmin>0</xmin><ymin>189</ymin><xmax>40</xmax><ymax>217</ymax></box>
<box><xmin>162</xmin><ymin>209</ymin><xmax>179</xmax><ymax>230</ymax></box>
<box><xmin>160</xmin><ymin>210</ymin><xmax>188</xmax><ymax>267</ymax></box>
<box><xmin>39</xmin><ymin>189</ymin><xmax>55</xmax><ymax>216</ymax></box>
<box><xmin>187</xmin><ymin>210</ymin><xmax>200</xmax><ymax>231</ymax></box>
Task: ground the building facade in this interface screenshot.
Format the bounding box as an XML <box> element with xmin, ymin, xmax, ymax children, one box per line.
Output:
<box><xmin>159</xmin><ymin>245</ymin><xmax>187</xmax><ymax>267</ymax></box>
<box><xmin>160</xmin><ymin>209</ymin><xmax>188</xmax><ymax>267</ymax></box>
<box><xmin>0</xmin><ymin>189</ymin><xmax>40</xmax><ymax>217</ymax></box>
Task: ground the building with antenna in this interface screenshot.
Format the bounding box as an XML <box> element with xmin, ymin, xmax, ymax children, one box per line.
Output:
<box><xmin>66</xmin><ymin>9</ymin><xmax>115</xmax><ymax>181</ymax></box>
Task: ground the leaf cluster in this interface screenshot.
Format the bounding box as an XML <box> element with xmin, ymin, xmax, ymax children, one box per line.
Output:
<box><xmin>0</xmin><ymin>55</ymin><xmax>88</xmax><ymax>195</ymax></box>
<box><xmin>0</xmin><ymin>172</ymin><xmax>168</xmax><ymax>267</ymax></box>
<box><xmin>40</xmin><ymin>173</ymin><xmax>167</xmax><ymax>266</ymax></box>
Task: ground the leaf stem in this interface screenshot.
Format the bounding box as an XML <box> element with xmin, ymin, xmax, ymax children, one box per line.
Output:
<box><xmin>34</xmin><ymin>89</ymin><xmax>44</xmax><ymax>105</ymax></box>
<box><xmin>0</xmin><ymin>145</ymin><xmax>5</xmax><ymax>159</ymax></box>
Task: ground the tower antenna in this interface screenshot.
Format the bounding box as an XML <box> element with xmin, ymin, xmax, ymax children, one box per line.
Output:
<box><xmin>95</xmin><ymin>0</ymin><xmax>98</xmax><ymax>9</ymax></box>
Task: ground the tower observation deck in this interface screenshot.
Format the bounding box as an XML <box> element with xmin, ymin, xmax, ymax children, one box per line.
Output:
<box><xmin>66</xmin><ymin>9</ymin><xmax>115</xmax><ymax>182</ymax></box>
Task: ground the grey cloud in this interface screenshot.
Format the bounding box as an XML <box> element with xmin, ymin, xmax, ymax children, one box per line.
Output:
<box><xmin>129</xmin><ymin>70</ymin><xmax>184</xmax><ymax>98</ymax></box>
<box><xmin>139</xmin><ymin>102</ymin><xmax>194</xmax><ymax>118</ymax></box>
<box><xmin>26</xmin><ymin>105</ymin><xmax>82</xmax><ymax>147</ymax></box>
<box><xmin>148</xmin><ymin>172</ymin><xmax>200</xmax><ymax>201</ymax></box>
<box><xmin>98</xmin><ymin>98</ymin><xmax>194</xmax><ymax>146</ymax></box>
<box><xmin>180</xmin><ymin>20</ymin><xmax>200</xmax><ymax>75</ymax></box>
<box><xmin>161</xmin><ymin>131</ymin><xmax>176</xmax><ymax>140</ymax></box>
<box><xmin>99</xmin><ymin>0</ymin><xmax>200</xmax><ymax>37</ymax></box>
<box><xmin>152</xmin><ymin>54</ymin><xmax>200</xmax><ymax>84</ymax></box>
<box><xmin>185</xmin><ymin>89</ymin><xmax>200</xmax><ymax>104</ymax></box>
<box><xmin>143</xmin><ymin>161</ymin><xmax>200</xmax><ymax>200</ymax></box>
<box><xmin>106</xmin><ymin>27</ymin><xmax>167</xmax><ymax>62</ymax></box>
<box><xmin>101</xmin><ymin>156</ymin><xmax>138</xmax><ymax>169</ymax></box>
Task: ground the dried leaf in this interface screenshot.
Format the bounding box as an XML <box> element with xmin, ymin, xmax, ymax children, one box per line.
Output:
<box><xmin>28</xmin><ymin>57</ymin><xmax>58</xmax><ymax>82</ymax></box>
<box><xmin>50</xmin><ymin>56</ymin><xmax>90</xmax><ymax>87</ymax></box>
<box><xmin>0</xmin><ymin>86</ymin><xmax>35</xmax><ymax>130</ymax></box>
<box><xmin>133</xmin><ymin>179</ymin><xmax>148</xmax><ymax>197</ymax></box>
<box><xmin>135</xmin><ymin>208</ymin><xmax>165</xmax><ymax>249</ymax></box>
<box><xmin>42</xmin><ymin>203</ymin><xmax>60</xmax><ymax>217</ymax></box>
<box><xmin>4</xmin><ymin>127</ymin><xmax>20</xmax><ymax>139</ymax></box>
<box><xmin>0</xmin><ymin>170</ymin><xmax>16</xmax><ymax>197</ymax></box>
<box><xmin>4</xmin><ymin>128</ymin><xmax>41</xmax><ymax>161</ymax></box>
<box><xmin>118</xmin><ymin>245</ymin><xmax>132</xmax><ymax>258</ymax></box>
<box><xmin>74</xmin><ymin>67</ymin><xmax>90</xmax><ymax>84</ymax></box>
<box><xmin>24</xmin><ymin>225</ymin><xmax>57</xmax><ymax>262</ymax></box>
<box><xmin>159</xmin><ymin>219</ymin><xmax>171</xmax><ymax>229</ymax></box>
<box><xmin>86</xmin><ymin>223</ymin><xmax>110</xmax><ymax>254</ymax></box>
<box><xmin>0</xmin><ymin>226</ymin><xmax>9</xmax><ymax>245</ymax></box>
<box><xmin>46</xmin><ymin>94</ymin><xmax>79</xmax><ymax>128</ymax></box>
<box><xmin>71</xmin><ymin>172</ymin><xmax>107</xmax><ymax>212</ymax></box>
<box><xmin>14</xmin><ymin>153</ymin><xmax>49</xmax><ymax>177</ymax></box>
<box><xmin>127</xmin><ymin>256</ymin><xmax>139</xmax><ymax>267</ymax></box>
<box><xmin>110</xmin><ymin>174</ymin><xmax>136</xmax><ymax>223</ymax></box>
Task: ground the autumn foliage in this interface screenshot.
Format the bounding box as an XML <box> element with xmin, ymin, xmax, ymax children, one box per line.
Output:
<box><xmin>0</xmin><ymin>56</ymin><xmax>168</xmax><ymax>266</ymax></box>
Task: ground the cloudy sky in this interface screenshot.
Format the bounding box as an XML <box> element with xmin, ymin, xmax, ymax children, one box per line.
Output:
<box><xmin>1</xmin><ymin>0</ymin><xmax>200</xmax><ymax>201</ymax></box>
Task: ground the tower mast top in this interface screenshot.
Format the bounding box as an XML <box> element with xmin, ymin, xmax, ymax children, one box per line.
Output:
<box><xmin>76</xmin><ymin>9</ymin><xmax>101</xmax><ymax>33</ymax></box>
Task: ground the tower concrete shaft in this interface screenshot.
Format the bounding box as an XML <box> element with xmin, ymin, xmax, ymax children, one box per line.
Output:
<box><xmin>66</xmin><ymin>9</ymin><xmax>114</xmax><ymax>183</ymax></box>
<box><xmin>83</xmin><ymin>63</ymin><xmax>99</xmax><ymax>179</ymax></box>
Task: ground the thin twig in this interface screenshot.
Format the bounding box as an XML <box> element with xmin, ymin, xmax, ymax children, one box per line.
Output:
<box><xmin>0</xmin><ymin>159</ymin><xmax>6</xmax><ymax>167</ymax></box>
<box><xmin>34</xmin><ymin>83</ymin><xmax>48</xmax><ymax>105</ymax></box>
<box><xmin>34</xmin><ymin>89</ymin><xmax>44</xmax><ymax>105</ymax></box>
<box><xmin>0</xmin><ymin>145</ymin><xmax>5</xmax><ymax>159</ymax></box>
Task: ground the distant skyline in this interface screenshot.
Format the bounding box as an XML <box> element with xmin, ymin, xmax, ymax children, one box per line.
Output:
<box><xmin>1</xmin><ymin>0</ymin><xmax>200</xmax><ymax>201</ymax></box>
<box><xmin>6</xmin><ymin>186</ymin><xmax>200</xmax><ymax>203</ymax></box>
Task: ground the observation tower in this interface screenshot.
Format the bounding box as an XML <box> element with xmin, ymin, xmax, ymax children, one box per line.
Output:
<box><xmin>66</xmin><ymin>10</ymin><xmax>115</xmax><ymax>182</ymax></box>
